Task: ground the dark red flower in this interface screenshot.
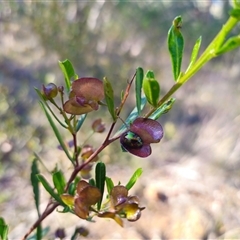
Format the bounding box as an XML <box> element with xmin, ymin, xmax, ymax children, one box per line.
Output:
<box><xmin>63</xmin><ymin>78</ymin><xmax>104</xmax><ymax>115</ymax></box>
<box><xmin>120</xmin><ymin>118</ymin><xmax>163</xmax><ymax>158</ymax></box>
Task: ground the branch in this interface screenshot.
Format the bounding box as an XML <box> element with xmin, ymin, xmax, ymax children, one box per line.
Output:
<box><xmin>21</xmin><ymin>202</ymin><xmax>60</xmax><ymax>240</ymax></box>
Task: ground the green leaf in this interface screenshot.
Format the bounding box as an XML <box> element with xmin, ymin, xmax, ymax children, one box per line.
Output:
<box><xmin>52</xmin><ymin>170</ymin><xmax>66</xmax><ymax>195</ymax></box>
<box><xmin>0</xmin><ymin>218</ymin><xmax>8</xmax><ymax>240</ymax></box>
<box><xmin>76</xmin><ymin>114</ymin><xmax>87</xmax><ymax>132</ymax></box>
<box><xmin>114</xmin><ymin>97</ymin><xmax>147</xmax><ymax>137</ymax></box>
<box><xmin>88</xmin><ymin>178</ymin><xmax>96</xmax><ymax>187</ymax></box>
<box><xmin>31</xmin><ymin>158</ymin><xmax>40</xmax><ymax>217</ymax></box>
<box><xmin>68</xmin><ymin>176</ymin><xmax>81</xmax><ymax>195</ymax></box>
<box><xmin>105</xmin><ymin>177</ymin><xmax>114</xmax><ymax>195</ymax></box>
<box><xmin>125</xmin><ymin>168</ymin><xmax>143</xmax><ymax>190</ymax></box>
<box><xmin>35</xmin><ymin>88</ymin><xmax>68</xmax><ymax>129</ymax></box>
<box><xmin>95</xmin><ymin>162</ymin><xmax>106</xmax><ymax>210</ymax></box>
<box><xmin>135</xmin><ymin>67</ymin><xmax>144</xmax><ymax>114</ymax></box>
<box><xmin>149</xmin><ymin>98</ymin><xmax>176</xmax><ymax>120</ymax></box>
<box><xmin>142</xmin><ymin>70</ymin><xmax>160</xmax><ymax>107</ymax></box>
<box><xmin>39</xmin><ymin>101</ymin><xmax>73</xmax><ymax>163</ymax></box>
<box><xmin>58</xmin><ymin>59</ymin><xmax>78</xmax><ymax>93</ymax></box>
<box><xmin>216</xmin><ymin>35</ymin><xmax>240</xmax><ymax>55</ymax></box>
<box><xmin>68</xmin><ymin>182</ymin><xmax>75</xmax><ymax>196</ymax></box>
<box><xmin>168</xmin><ymin>16</ymin><xmax>184</xmax><ymax>81</ymax></box>
<box><xmin>103</xmin><ymin>77</ymin><xmax>117</xmax><ymax>121</ymax></box>
<box><xmin>36</xmin><ymin>225</ymin><xmax>42</xmax><ymax>240</ymax></box>
<box><xmin>186</xmin><ymin>36</ymin><xmax>202</xmax><ymax>73</ymax></box>
<box><xmin>37</xmin><ymin>174</ymin><xmax>62</xmax><ymax>203</ymax></box>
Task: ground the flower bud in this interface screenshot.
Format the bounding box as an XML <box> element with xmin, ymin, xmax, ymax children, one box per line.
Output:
<box><xmin>81</xmin><ymin>145</ymin><xmax>98</xmax><ymax>162</ymax></box>
<box><xmin>55</xmin><ymin>228</ymin><xmax>66</xmax><ymax>239</ymax></box>
<box><xmin>92</xmin><ymin>118</ymin><xmax>105</xmax><ymax>133</ymax></box>
<box><xmin>42</xmin><ymin>83</ymin><xmax>58</xmax><ymax>99</ymax></box>
<box><xmin>58</xmin><ymin>85</ymin><xmax>64</xmax><ymax>93</ymax></box>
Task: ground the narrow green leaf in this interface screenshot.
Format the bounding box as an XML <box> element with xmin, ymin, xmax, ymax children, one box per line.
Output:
<box><xmin>125</xmin><ymin>168</ymin><xmax>143</xmax><ymax>190</ymax></box>
<box><xmin>76</xmin><ymin>114</ymin><xmax>87</xmax><ymax>132</ymax></box>
<box><xmin>114</xmin><ymin>97</ymin><xmax>147</xmax><ymax>137</ymax></box>
<box><xmin>186</xmin><ymin>36</ymin><xmax>202</xmax><ymax>73</ymax></box>
<box><xmin>103</xmin><ymin>77</ymin><xmax>116</xmax><ymax>121</ymax></box>
<box><xmin>52</xmin><ymin>170</ymin><xmax>66</xmax><ymax>195</ymax></box>
<box><xmin>31</xmin><ymin>158</ymin><xmax>40</xmax><ymax>217</ymax></box>
<box><xmin>95</xmin><ymin>162</ymin><xmax>106</xmax><ymax>210</ymax></box>
<box><xmin>168</xmin><ymin>16</ymin><xmax>184</xmax><ymax>81</ymax></box>
<box><xmin>105</xmin><ymin>177</ymin><xmax>114</xmax><ymax>195</ymax></box>
<box><xmin>70</xmin><ymin>228</ymin><xmax>78</xmax><ymax>240</ymax></box>
<box><xmin>68</xmin><ymin>176</ymin><xmax>81</xmax><ymax>195</ymax></box>
<box><xmin>68</xmin><ymin>182</ymin><xmax>75</xmax><ymax>196</ymax></box>
<box><xmin>89</xmin><ymin>178</ymin><xmax>96</xmax><ymax>187</ymax></box>
<box><xmin>149</xmin><ymin>98</ymin><xmax>176</xmax><ymax>120</ymax></box>
<box><xmin>58</xmin><ymin>59</ymin><xmax>78</xmax><ymax>93</ymax></box>
<box><xmin>36</xmin><ymin>225</ymin><xmax>42</xmax><ymax>240</ymax></box>
<box><xmin>37</xmin><ymin>174</ymin><xmax>62</xmax><ymax>203</ymax></box>
<box><xmin>35</xmin><ymin>88</ymin><xmax>68</xmax><ymax>129</ymax></box>
<box><xmin>39</xmin><ymin>101</ymin><xmax>73</xmax><ymax>163</ymax></box>
<box><xmin>216</xmin><ymin>35</ymin><xmax>240</xmax><ymax>55</ymax></box>
<box><xmin>35</xmin><ymin>88</ymin><xmax>47</xmax><ymax>102</ymax></box>
<box><xmin>0</xmin><ymin>217</ymin><xmax>8</xmax><ymax>240</ymax></box>
<box><xmin>143</xmin><ymin>70</ymin><xmax>160</xmax><ymax>107</ymax></box>
<box><xmin>135</xmin><ymin>67</ymin><xmax>144</xmax><ymax>114</ymax></box>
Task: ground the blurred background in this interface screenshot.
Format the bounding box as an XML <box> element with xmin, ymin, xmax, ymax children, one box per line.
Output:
<box><xmin>1</xmin><ymin>0</ymin><xmax>240</xmax><ymax>239</ymax></box>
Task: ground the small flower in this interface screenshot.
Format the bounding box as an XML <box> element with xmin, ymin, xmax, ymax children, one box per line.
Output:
<box><xmin>61</xmin><ymin>180</ymin><xmax>101</xmax><ymax>219</ymax></box>
<box><xmin>120</xmin><ymin>117</ymin><xmax>163</xmax><ymax>158</ymax></box>
<box><xmin>57</xmin><ymin>140</ymin><xmax>74</xmax><ymax>150</ymax></box>
<box><xmin>80</xmin><ymin>145</ymin><xmax>98</xmax><ymax>179</ymax></box>
<box><xmin>63</xmin><ymin>78</ymin><xmax>104</xmax><ymax>115</ymax></box>
<box><xmin>92</xmin><ymin>118</ymin><xmax>106</xmax><ymax>133</ymax></box>
<box><xmin>81</xmin><ymin>145</ymin><xmax>98</xmax><ymax>162</ymax></box>
<box><xmin>55</xmin><ymin>228</ymin><xmax>66</xmax><ymax>239</ymax></box>
<box><xmin>74</xmin><ymin>180</ymin><xmax>101</xmax><ymax>219</ymax></box>
<box><xmin>75</xmin><ymin>227</ymin><xmax>89</xmax><ymax>237</ymax></box>
<box><xmin>98</xmin><ymin>185</ymin><xmax>145</xmax><ymax>226</ymax></box>
<box><xmin>42</xmin><ymin>83</ymin><xmax>58</xmax><ymax>99</ymax></box>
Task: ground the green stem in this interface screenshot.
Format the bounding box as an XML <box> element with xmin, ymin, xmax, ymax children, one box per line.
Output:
<box><xmin>145</xmin><ymin>16</ymin><xmax>238</xmax><ymax>118</ymax></box>
<box><xmin>180</xmin><ymin>16</ymin><xmax>238</xmax><ymax>85</ymax></box>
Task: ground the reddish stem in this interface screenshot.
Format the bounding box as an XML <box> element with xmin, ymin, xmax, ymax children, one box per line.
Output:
<box><xmin>22</xmin><ymin>71</ymin><xmax>136</xmax><ymax>239</ymax></box>
<box><xmin>21</xmin><ymin>202</ymin><xmax>60</xmax><ymax>240</ymax></box>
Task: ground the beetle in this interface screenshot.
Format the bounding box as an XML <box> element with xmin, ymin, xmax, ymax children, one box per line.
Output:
<box><xmin>121</xmin><ymin>131</ymin><xmax>143</xmax><ymax>149</ymax></box>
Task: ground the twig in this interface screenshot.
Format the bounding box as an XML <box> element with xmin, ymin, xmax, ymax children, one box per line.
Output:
<box><xmin>21</xmin><ymin>202</ymin><xmax>60</xmax><ymax>240</ymax></box>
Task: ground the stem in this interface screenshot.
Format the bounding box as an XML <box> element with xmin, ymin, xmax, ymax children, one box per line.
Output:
<box><xmin>116</xmin><ymin>71</ymin><xmax>136</xmax><ymax>116</ymax></box>
<box><xmin>21</xmin><ymin>202</ymin><xmax>60</xmax><ymax>240</ymax></box>
<box><xmin>65</xmin><ymin>134</ymin><xmax>117</xmax><ymax>191</ymax></box>
<box><xmin>23</xmin><ymin>71</ymin><xmax>137</xmax><ymax>238</ymax></box>
<box><xmin>145</xmin><ymin>82</ymin><xmax>181</xmax><ymax>118</ymax></box>
<box><xmin>179</xmin><ymin>16</ymin><xmax>238</xmax><ymax>85</ymax></box>
<box><xmin>145</xmin><ymin>16</ymin><xmax>238</xmax><ymax>118</ymax></box>
<box><xmin>72</xmin><ymin>133</ymin><xmax>79</xmax><ymax>166</ymax></box>
<box><xmin>23</xmin><ymin>14</ymin><xmax>239</xmax><ymax>239</ymax></box>
<box><xmin>65</xmin><ymin>71</ymin><xmax>137</xmax><ymax>190</ymax></box>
